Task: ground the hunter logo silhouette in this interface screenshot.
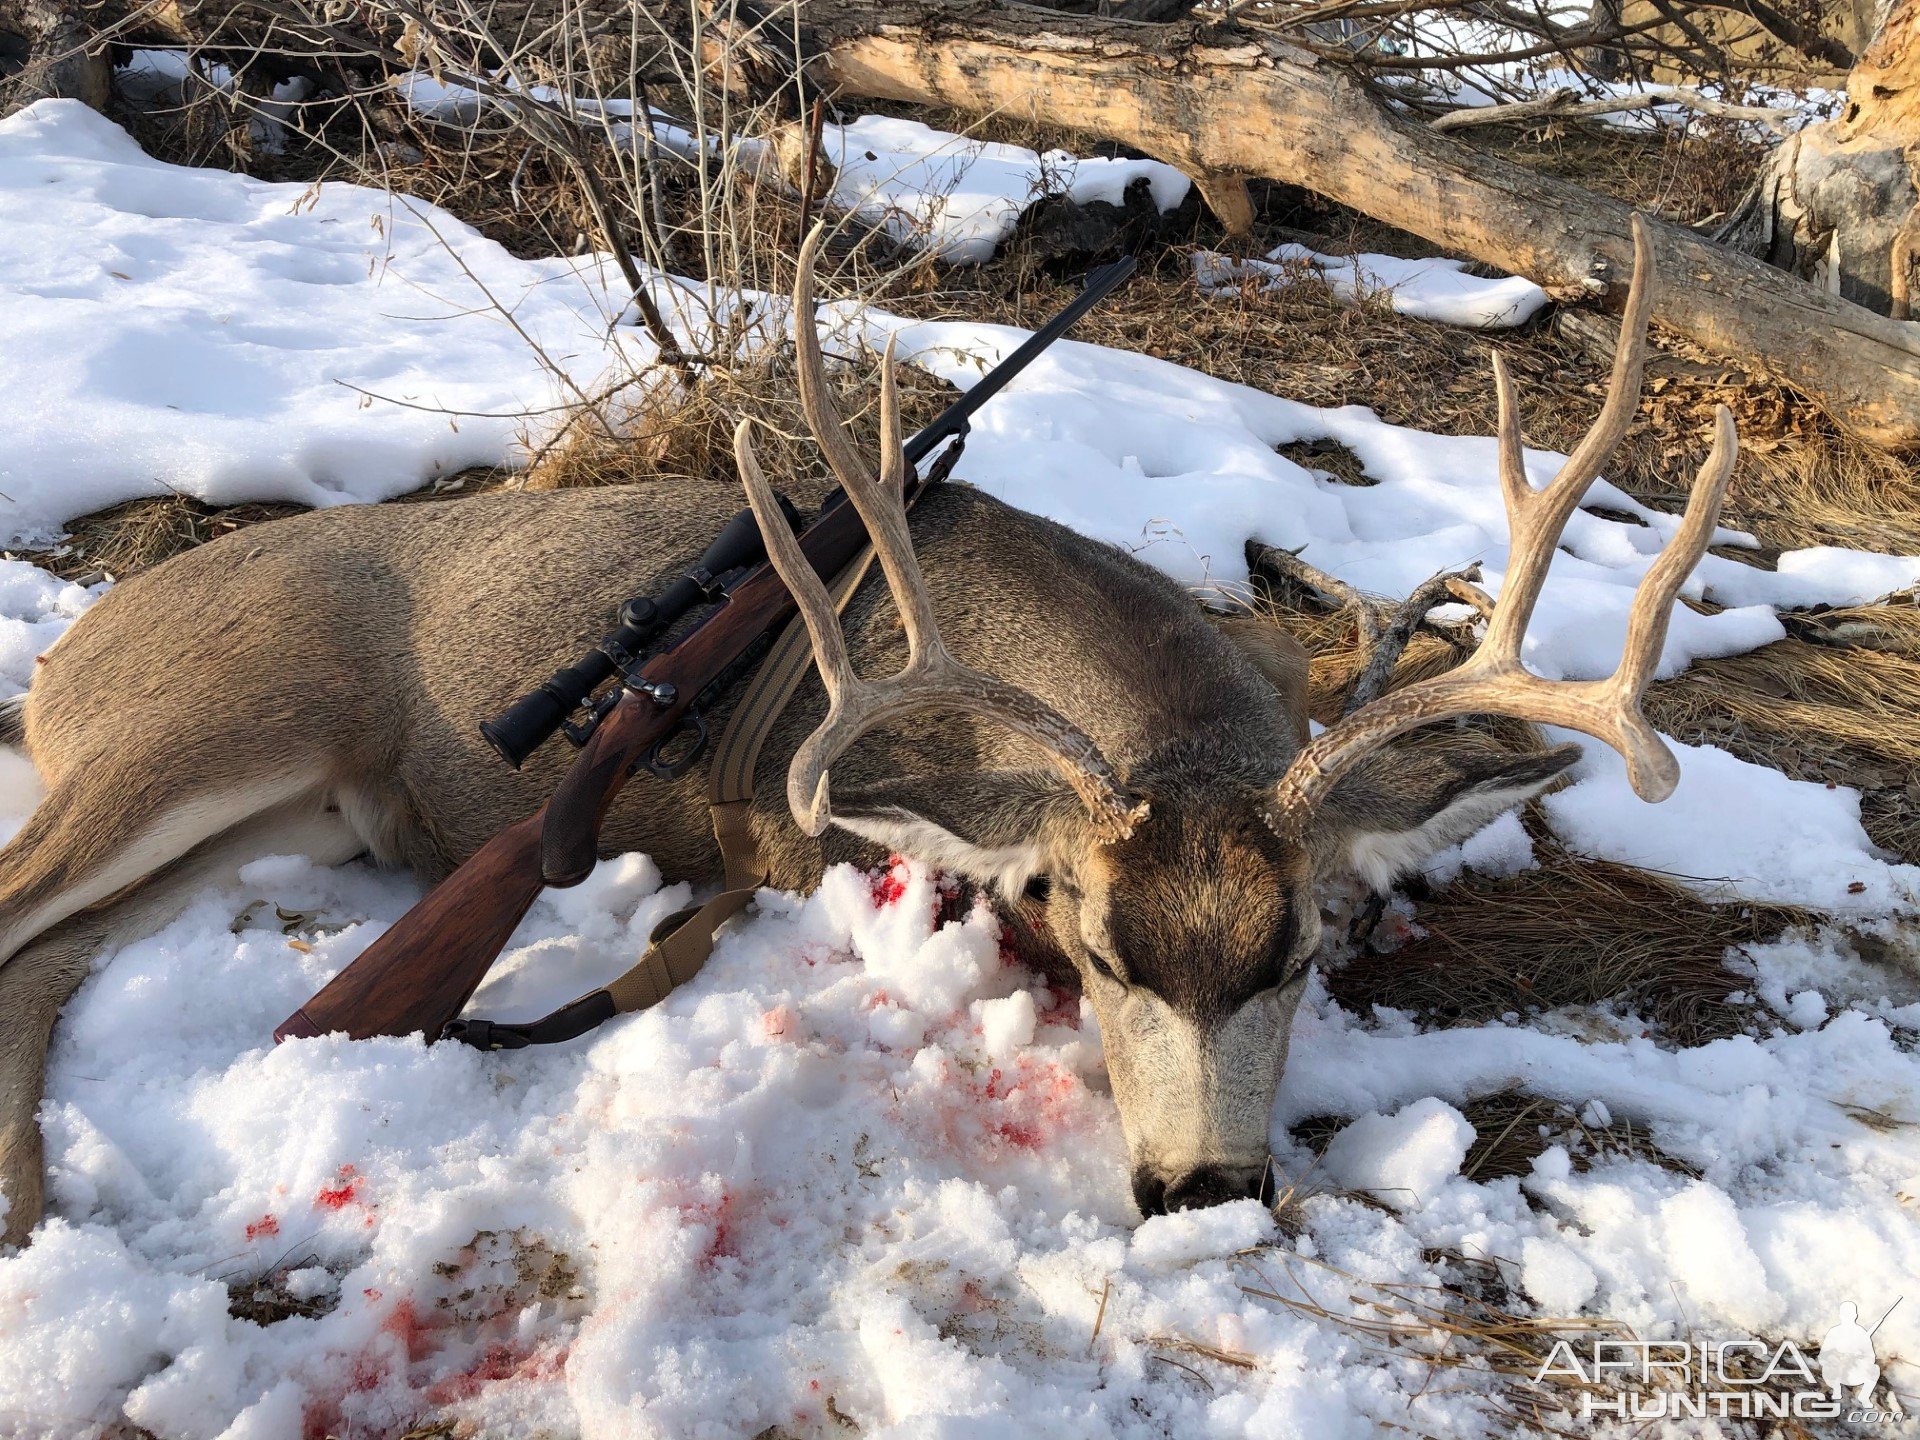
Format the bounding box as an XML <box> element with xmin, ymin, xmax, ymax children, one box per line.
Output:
<box><xmin>1819</xmin><ymin>1301</ymin><xmax>1905</xmax><ymax>1417</ymax></box>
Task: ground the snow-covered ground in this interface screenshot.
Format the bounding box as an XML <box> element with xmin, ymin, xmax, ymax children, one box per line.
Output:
<box><xmin>1391</xmin><ymin>14</ymin><xmax>1843</xmax><ymax>131</ymax></box>
<box><xmin>1194</xmin><ymin>244</ymin><xmax>1550</xmax><ymax>329</ymax></box>
<box><xmin>2</xmin><ymin>101</ymin><xmax>1919</xmax><ymax>1436</ymax></box>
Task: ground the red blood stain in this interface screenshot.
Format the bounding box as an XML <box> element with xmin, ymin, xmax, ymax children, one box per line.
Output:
<box><xmin>1035</xmin><ymin>989</ymin><xmax>1082</xmax><ymax>1029</ymax></box>
<box><xmin>245</xmin><ymin>1213</ymin><xmax>280</xmax><ymax>1241</ymax></box>
<box><xmin>959</xmin><ymin>1055</ymin><xmax>1084</xmax><ymax>1154</ymax></box>
<box><xmin>762</xmin><ymin>1005</ymin><xmax>798</xmax><ymax>1040</ymax></box>
<box><xmin>302</xmin><ymin>1286</ymin><xmax>568</xmax><ymax>1437</ymax></box>
<box><xmin>382</xmin><ymin>1299</ymin><xmax>432</xmax><ymax>1364</ymax></box>
<box><xmin>315</xmin><ymin>1163</ymin><xmax>364</xmax><ymax>1211</ymax></box>
<box><xmin>869</xmin><ymin>855</ymin><xmax>910</xmax><ymax>908</ymax></box>
<box><xmin>995</xmin><ymin>931</ymin><xmax>1021</xmax><ymax>971</ymax></box>
<box><xmin>300</xmin><ymin>1400</ymin><xmax>341</xmax><ymax>1440</ymax></box>
<box><xmin>679</xmin><ymin>1192</ymin><xmax>740</xmax><ymax>1267</ymax></box>
<box><xmin>424</xmin><ymin>1342</ymin><xmax>570</xmax><ymax>1406</ymax></box>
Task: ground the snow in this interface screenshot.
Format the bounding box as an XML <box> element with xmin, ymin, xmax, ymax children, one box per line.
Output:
<box><xmin>1316</xmin><ymin>1097</ymin><xmax>1476</xmax><ymax>1210</ymax></box>
<box><xmin>0</xmin><ymin>100</ymin><xmax>667</xmax><ymax>549</ymax></box>
<box><xmin>3</xmin><ymin>100</ymin><xmax>1920</xmax><ymax>1435</ymax></box>
<box><xmin>1194</xmin><ymin>244</ymin><xmax>1550</xmax><ymax>329</ymax></box>
<box><xmin>822</xmin><ymin>114</ymin><xmax>1189</xmax><ymax>263</ymax></box>
<box><xmin>1541</xmin><ymin>729</ymin><xmax>1920</xmax><ymax>913</ymax></box>
<box><xmin>1391</xmin><ymin>19</ymin><xmax>1842</xmax><ymax>134</ymax></box>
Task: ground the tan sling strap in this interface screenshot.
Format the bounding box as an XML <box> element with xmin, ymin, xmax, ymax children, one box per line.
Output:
<box><xmin>706</xmin><ymin>546</ymin><xmax>883</xmax><ymax>885</ymax></box>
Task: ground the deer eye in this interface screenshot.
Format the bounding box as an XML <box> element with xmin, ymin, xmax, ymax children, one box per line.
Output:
<box><xmin>1022</xmin><ymin>875</ymin><xmax>1052</xmax><ymax>904</ymax></box>
<box><xmin>1086</xmin><ymin>951</ymin><xmax>1122</xmax><ymax>985</ymax></box>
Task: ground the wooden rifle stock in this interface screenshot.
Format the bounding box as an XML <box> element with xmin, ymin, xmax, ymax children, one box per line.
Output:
<box><xmin>275</xmin><ymin>815</ymin><xmax>548</xmax><ymax>1041</ymax></box>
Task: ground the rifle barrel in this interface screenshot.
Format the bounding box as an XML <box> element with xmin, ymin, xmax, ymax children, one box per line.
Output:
<box><xmin>901</xmin><ymin>255</ymin><xmax>1136</xmax><ymax>468</ymax></box>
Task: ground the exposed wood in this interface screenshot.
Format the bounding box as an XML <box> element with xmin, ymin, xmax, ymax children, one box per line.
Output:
<box><xmin>1728</xmin><ymin>0</ymin><xmax>1920</xmax><ymax>314</ymax></box>
<box><xmin>1193</xmin><ymin>170</ymin><xmax>1255</xmax><ymax>236</ymax></box>
<box><xmin>724</xmin><ymin>0</ymin><xmax>1920</xmax><ymax>451</ymax></box>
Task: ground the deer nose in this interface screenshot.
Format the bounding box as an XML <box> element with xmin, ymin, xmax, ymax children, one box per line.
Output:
<box><xmin>1133</xmin><ymin>1165</ymin><xmax>1260</xmax><ymax>1216</ymax></box>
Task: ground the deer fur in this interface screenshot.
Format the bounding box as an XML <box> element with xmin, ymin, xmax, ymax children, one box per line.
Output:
<box><xmin>0</xmin><ymin>473</ymin><xmax>1574</xmax><ymax>1244</ymax></box>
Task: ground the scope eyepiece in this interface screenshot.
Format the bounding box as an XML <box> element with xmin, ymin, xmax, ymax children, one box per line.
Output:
<box><xmin>481</xmin><ymin>666</ymin><xmax>606</xmax><ymax>769</ymax></box>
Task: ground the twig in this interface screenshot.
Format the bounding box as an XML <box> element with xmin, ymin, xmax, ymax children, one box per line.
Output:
<box><xmin>1345</xmin><ymin>564</ymin><xmax>1485</xmax><ymax>713</ymax></box>
<box><xmin>1430</xmin><ymin>85</ymin><xmax>1800</xmax><ymax>134</ymax></box>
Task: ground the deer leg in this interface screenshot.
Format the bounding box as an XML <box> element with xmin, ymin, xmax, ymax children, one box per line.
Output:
<box><xmin>0</xmin><ymin>914</ymin><xmax>98</xmax><ymax>1248</ymax></box>
<box><xmin>0</xmin><ymin>762</ymin><xmax>327</xmax><ymax>967</ymax></box>
<box><xmin>0</xmin><ymin>789</ymin><xmax>362</xmax><ymax>1248</ymax></box>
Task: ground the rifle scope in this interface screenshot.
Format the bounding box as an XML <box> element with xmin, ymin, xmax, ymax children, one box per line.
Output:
<box><xmin>481</xmin><ymin>498</ymin><xmax>801</xmax><ymax>769</ymax></box>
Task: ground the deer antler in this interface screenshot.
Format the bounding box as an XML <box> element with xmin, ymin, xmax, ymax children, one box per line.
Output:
<box><xmin>733</xmin><ymin>226</ymin><xmax>1149</xmax><ymax>843</ymax></box>
<box><xmin>1269</xmin><ymin>214</ymin><xmax>1737</xmax><ymax>838</ymax></box>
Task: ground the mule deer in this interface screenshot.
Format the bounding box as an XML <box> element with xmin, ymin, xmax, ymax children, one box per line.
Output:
<box><xmin>0</xmin><ymin>217</ymin><xmax>1730</xmax><ymax>1243</ymax></box>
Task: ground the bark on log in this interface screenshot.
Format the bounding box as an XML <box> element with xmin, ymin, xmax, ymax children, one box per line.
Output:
<box><xmin>0</xmin><ymin>0</ymin><xmax>111</xmax><ymax>112</ymax></box>
<box><xmin>1729</xmin><ymin>0</ymin><xmax>1920</xmax><ymax>316</ymax></box>
<box><xmin>728</xmin><ymin>0</ymin><xmax>1920</xmax><ymax>452</ymax></box>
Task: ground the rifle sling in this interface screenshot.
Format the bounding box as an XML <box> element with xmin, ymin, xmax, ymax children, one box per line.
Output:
<box><xmin>446</xmin><ymin>536</ymin><xmax>886</xmax><ymax>1051</ymax></box>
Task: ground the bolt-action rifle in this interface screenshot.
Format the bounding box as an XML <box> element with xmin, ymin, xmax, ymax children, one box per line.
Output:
<box><xmin>274</xmin><ymin>255</ymin><xmax>1136</xmax><ymax>1045</ymax></box>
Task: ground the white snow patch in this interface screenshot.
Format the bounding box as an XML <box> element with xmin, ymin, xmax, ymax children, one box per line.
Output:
<box><xmin>824</xmin><ymin>114</ymin><xmax>1189</xmax><ymax>263</ymax></box>
<box><xmin>395</xmin><ymin>77</ymin><xmax>1190</xmax><ymax>263</ymax></box>
<box><xmin>1318</xmin><ymin>1097</ymin><xmax>1476</xmax><ymax>1210</ymax></box>
<box><xmin>1541</xmin><ymin>729</ymin><xmax>1920</xmax><ymax>912</ymax></box>
<box><xmin>0</xmin><ymin>100</ymin><xmax>678</xmax><ymax>547</ymax></box>
<box><xmin>1195</xmin><ymin>244</ymin><xmax>1550</xmax><ymax>329</ymax></box>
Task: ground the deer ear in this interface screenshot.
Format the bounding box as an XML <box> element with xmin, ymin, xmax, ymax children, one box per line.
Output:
<box><xmin>827</xmin><ymin>771</ymin><xmax>1087</xmax><ymax>900</ymax></box>
<box><xmin>1311</xmin><ymin>739</ymin><xmax>1580</xmax><ymax>890</ymax></box>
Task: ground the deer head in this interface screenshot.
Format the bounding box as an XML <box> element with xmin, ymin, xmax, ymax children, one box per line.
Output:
<box><xmin>736</xmin><ymin>219</ymin><xmax>1734</xmax><ymax>1216</ymax></box>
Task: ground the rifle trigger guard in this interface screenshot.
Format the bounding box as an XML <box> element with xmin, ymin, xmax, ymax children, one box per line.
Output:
<box><xmin>643</xmin><ymin>710</ymin><xmax>709</xmax><ymax>780</ymax></box>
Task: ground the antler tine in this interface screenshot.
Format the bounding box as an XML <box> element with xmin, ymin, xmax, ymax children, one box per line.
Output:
<box><xmin>1481</xmin><ymin>213</ymin><xmax>1657</xmax><ymax>660</ymax></box>
<box><xmin>738</xmin><ymin>305</ymin><xmax>1147</xmax><ymax>842</ymax></box>
<box><xmin>837</xmin><ymin>337</ymin><xmax>944</xmax><ymax>667</ymax></box>
<box><xmin>1269</xmin><ymin>213</ymin><xmax>1735</xmax><ymax>839</ymax></box>
<box><xmin>733</xmin><ymin>416</ymin><xmax>860</xmax><ymax>712</ymax></box>
<box><xmin>1614</xmin><ymin>405</ymin><xmax>1738</xmax><ymax>704</ymax></box>
<box><xmin>792</xmin><ymin>222</ymin><xmax>878</xmax><ymax>494</ymax></box>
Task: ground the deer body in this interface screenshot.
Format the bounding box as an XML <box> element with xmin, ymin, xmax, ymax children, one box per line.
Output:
<box><xmin>0</xmin><ymin>216</ymin><xmax>1732</xmax><ymax>1246</ymax></box>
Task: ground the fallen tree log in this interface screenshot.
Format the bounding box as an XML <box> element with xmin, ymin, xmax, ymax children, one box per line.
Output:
<box><xmin>705</xmin><ymin>0</ymin><xmax>1920</xmax><ymax>453</ymax></box>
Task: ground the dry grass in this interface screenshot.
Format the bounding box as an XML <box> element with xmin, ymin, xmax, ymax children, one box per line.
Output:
<box><xmin>1328</xmin><ymin>849</ymin><xmax>1803</xmax><ymax>1040</ymax></box>
<box><xmin>1645</xmin><ymin>624</ymin><xmax>1920</xmax><ymax>861</ymax></box>
<box><xmin>520</xmin><ymin>351</ymin><xmax>958</xmax><ymax>502</ymax></box>
<box><xmin>1477</xmin><ymin>119</ymin><xmax>1768</xmax><ymax>230</ymax></box>
<box><xmin>1229</xmin><ymin>1244</ymin><xmax>1827</xmax><ymax>1438</ymax></box>
<box><xmin>13</xmin><ymin>493</ymin><xmax>309</xmax><ymax>582</ymax></box>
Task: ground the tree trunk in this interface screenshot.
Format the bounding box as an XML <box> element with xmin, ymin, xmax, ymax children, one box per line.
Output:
<box><xmin>723</xmin><ymin>0</ymin><xmax>1920</xmax><ymax>451</ymax></box>
<box><xmin>0</xmin><ymin>0</ymin><xmax>111</xmax><ymax>113</ymax></box>
<box><xmin>1731</xmin><ymin>0</ymin><xmax>1920</xmax><ymax>316</ymax></box>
